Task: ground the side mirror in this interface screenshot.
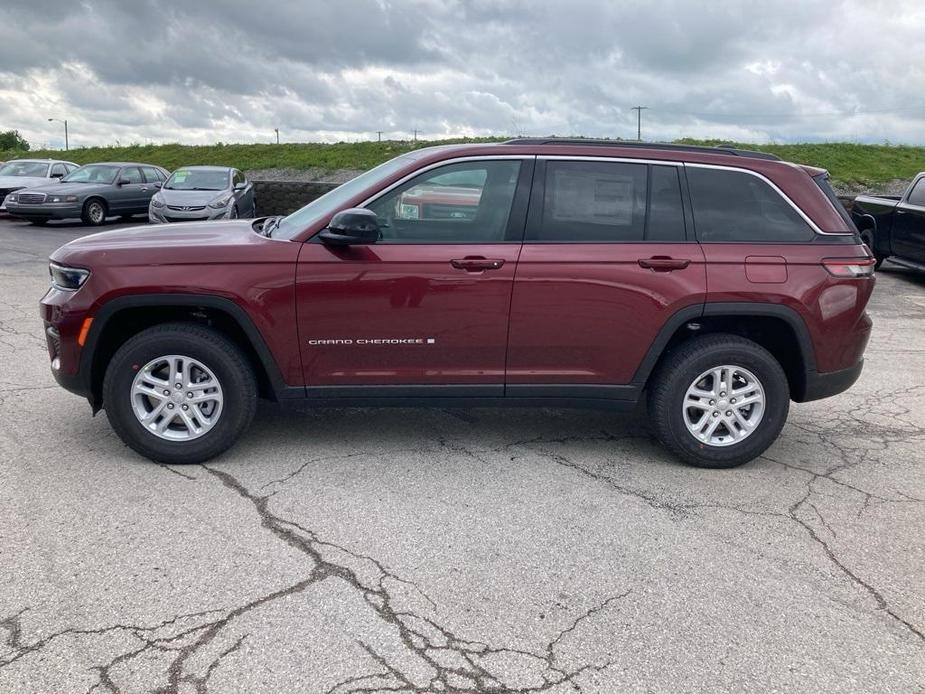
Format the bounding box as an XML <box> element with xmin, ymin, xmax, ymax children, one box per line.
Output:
<box><xmin>318</xmin><ymin>208</ymin><xmax>380</xmax><ymax>245</ymax></box>
<box><xmin>153</xmin><ymin>181</ymin><xmax>162</xmax><ymax>189</ymax></box>
<box><xmin>233</xmin><ymin>181</ymin><xmax>246</xmax><ymax>191</ymax></box>
<box><xmin>50</xmin><ymin>172</ymin><xmax>64</xmax><ymax>179</ymax></box>
<box><xmin>118</xmin><ymin>178</ymin><xmax>131</xmax><ymax>186</ymax></box>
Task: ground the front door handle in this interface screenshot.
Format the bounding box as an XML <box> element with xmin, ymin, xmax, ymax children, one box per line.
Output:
<box><xmin>451</xmin><ymin>257</ymin><xmax>505</xmax><ymax>272</ymax></box>
<box><xmin>638</xmin><ymin>256</ymin><xmax>691</xmax><ymax>272</ymax></box>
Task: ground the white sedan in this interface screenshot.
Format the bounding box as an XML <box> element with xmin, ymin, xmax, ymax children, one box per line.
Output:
<box><xmin>0</xmin><ymin>159</ymin><xmax>78</xmax><ymax>212</ymax></box>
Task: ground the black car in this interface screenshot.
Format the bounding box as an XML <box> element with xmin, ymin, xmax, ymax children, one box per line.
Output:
<box><xmin>5</xmin><ymin>162</ymin><xmax>170</xmax><ymax>226</ymax></box>
<box><xmin>852</xmin><ymin>173</ymin><xmax>925</xmax><ymax>270</ymax></box>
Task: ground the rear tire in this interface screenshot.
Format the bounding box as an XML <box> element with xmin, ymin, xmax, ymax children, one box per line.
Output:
<box><xmin>102</xmin><ymin>323</ymin><xmax>257</xmax><ymax>464</ymax></box>
<box><xmin>82</xmin><ymin>198</ymin><xmax>108</xmax><ymax>226</ymax></box>
<box><xmin>860</xmin><ymin>230</ymin><xmax>885</xmax><ymax>269</ymax></box>
<box><xmin>648</xmin><ymin>334</ymin><xmax>789</xmax><ymax>468</ymax></box>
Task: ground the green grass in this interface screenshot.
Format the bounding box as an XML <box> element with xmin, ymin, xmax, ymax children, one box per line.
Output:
<box><xmin>3</xmin><ymin>137</ymin><xmax>922</xmax><ymax>188</ymax></box>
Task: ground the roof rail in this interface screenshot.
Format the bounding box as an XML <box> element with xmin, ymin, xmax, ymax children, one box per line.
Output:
<box><xmin>501</xmin><ymin>138</ymin><xmax>781</xmax><ymax>161</ymax></box>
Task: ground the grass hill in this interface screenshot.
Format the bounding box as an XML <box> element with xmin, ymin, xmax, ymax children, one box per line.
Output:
<box><xmin>3</xmin><ymin>138</ymin><xmax>922</xmax><ymax>189</ymax></box>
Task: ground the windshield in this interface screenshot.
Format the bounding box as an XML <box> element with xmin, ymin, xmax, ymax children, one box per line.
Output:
<box><xmin>0</xmin><ymin>161</ymin><xmax>49</xmax><ymax>177</ymax></box>
<box><xmin>62</xmin><ymin>165</ymin><xmax>120</xmax><ymax>184</ymax></box>
<box><xmin>165</xmin><ymin>169</ymin><xmax>230</xmax><ymax>191</ymax></box>
<box><xmin>273</xmin><ymin>154</ymin><xmax>420</xmax><ymax>239</ymax></box>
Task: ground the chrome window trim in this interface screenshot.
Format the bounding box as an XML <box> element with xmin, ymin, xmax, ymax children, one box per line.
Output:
<box><xmin>358</xmin><ymin>155</ymin><xmax>534</xmax><ymax>208</ymax></box>
<box><xmin>684</xmin><ymin>162</ymin><xmax>834</xmax><ymax>235</ymax></box>
<box><xmin>538</xmin><ymin>154</ymin><xmax>683</xmax><ymax>167</ymax></box>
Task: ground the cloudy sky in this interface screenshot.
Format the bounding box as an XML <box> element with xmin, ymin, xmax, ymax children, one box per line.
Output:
<box><xmin>2</xmin><ymin>0</ymin><xmax>925</xmax><ymax>149</ymax></box>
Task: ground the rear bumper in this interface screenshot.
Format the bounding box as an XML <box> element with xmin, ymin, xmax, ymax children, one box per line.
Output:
<box><xmin>799</xmin><ymin>360</ymin><xmax>864</xmax><ymax>402</ymax></box>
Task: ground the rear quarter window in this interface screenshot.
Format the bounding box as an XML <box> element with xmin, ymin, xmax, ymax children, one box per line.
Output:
<box><xmin>687</xmin><ymin>167</ymin><xmax>814</xmax><ymax>242</ymax></box>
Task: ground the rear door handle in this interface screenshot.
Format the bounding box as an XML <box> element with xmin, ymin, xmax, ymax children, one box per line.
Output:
<box><xmin>451</xmin><ymin>257</ymin><xmax>505</xmax><ymax>272</ymax></box>
<box><xmin>638</xmin><ymin>256</ymin><xmax>691</xmax><ymax>272</ymax></box>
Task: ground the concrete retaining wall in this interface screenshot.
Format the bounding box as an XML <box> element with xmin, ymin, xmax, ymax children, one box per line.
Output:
<box><xmin>253</xmin><ymin>181</ymin><xmax>340</xmax><ymax>217</ymax></box>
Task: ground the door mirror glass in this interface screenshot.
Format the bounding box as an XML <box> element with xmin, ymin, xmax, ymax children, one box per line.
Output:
<box><xmin>319</xmin><ymin>208</ymin><xmax>380</xmax><ymax>245</ymax></box>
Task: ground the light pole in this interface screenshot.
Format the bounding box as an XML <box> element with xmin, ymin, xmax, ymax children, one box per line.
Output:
<box><xmin>630</xmin><ymin>106</ymin><xmax>648</xmax><ymax>141</ymax></box>
<box><xmin>48</xmin><ymin>118</ymin><xmax>68</xmax><ymax>150</ymax></box>
<box><xmin>274</xmin><ymin>128</ymin><xmax>279</xmax><ymax>145</ymax></box>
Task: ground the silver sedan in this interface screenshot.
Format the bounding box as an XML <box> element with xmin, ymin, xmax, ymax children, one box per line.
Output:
<box><xmin>149</xmin><ymin>166</ymin><xmax>256</xmax><ymax>223</ymax></box>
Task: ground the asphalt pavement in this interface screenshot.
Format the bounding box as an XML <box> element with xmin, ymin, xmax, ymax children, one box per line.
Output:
<box><xmin>0</xmin><ymin>215</ymin><xmax>923</xmax><ymax>693</ymax></box>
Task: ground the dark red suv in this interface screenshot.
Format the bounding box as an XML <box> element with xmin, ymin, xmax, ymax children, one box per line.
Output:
<box><xmin>41</xmin><ymin>139</ymin><xmax>875</xmax><ymax>468</ymax></box>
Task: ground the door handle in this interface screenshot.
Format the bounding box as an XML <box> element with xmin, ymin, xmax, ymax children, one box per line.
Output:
<box><xmin>638</xmin><ymin>256</ymin><xmax>691</xmax><ymax>271</ymax></box>
<box><xmin>450</xmin><ymin>257</ymin><xmax>505</xmax><ymax>272</ymax></box>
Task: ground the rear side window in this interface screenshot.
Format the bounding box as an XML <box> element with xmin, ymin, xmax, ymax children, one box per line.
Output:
<box><xmin>142</xmin><ymin>167</ymin><xmax>164</xmax><ymax>183</ymax></box>
<box><xmin>529</xmin><ymin>161</ymin><xmax>686</xmax><ymax>242</ymax></box>
<box><xmin>532</xmin><ymin>161</ymin><xmax>647</xmax><ymax>241</ymax></box>
<box><xmin>907</xmin><ymin>178</ymin><xmax>925</xmax><ymax>207</ymax></box>
<box><xmin>688</xmin><ymin>167</ymin><xmax>814</xmax><ymax>242</ymax></box>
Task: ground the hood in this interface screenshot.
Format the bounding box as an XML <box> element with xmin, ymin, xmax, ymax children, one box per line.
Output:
<box><xmin>157</xmin><ymin>188</ymin><xmax>229</xmax><ymax>207</ymax></box>
<box><xmin>50</xmin><ymin>219</ymin><xmax>299</xmax><ymax>269</ymax></box>
<box><xmin>30</xmin><ymin>182</ymin><xmax>112</xmax><ymax>195</ymax></box>
<box><xmin>0</xmin><ymin>176</ymin><xmax>53</xmax><ymax>189</ymax></box>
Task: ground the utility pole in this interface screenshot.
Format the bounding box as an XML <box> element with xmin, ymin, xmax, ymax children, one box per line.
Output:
<box><xmin>377</xmin><ymin>131</ymin><xmax>382</xmax><ymax>142</ymax></box>
<box><xmin>630</xmin><ymin>106</ymin><xmax>648</xmax><ymax>141</ymax></box>
<box><xmin>274</xmin><ymin>128</ymin><xmax>279</xmax><ymax>145</ymax></box>
<box><xmin>413</xmin><ymin>129</ymin><xmax>417</xmax><ymax>143</ymax></box>
<box><xmin>48</xmin><ymin>118</ymin><xmax>68</xmax><ymax>150</ymax></box>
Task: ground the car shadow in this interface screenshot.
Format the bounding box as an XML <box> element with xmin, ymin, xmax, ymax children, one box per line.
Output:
<box><xmin>878</xmin><ymin>262</ymin><xmax>925</xmax><ymax>289</ymax></box>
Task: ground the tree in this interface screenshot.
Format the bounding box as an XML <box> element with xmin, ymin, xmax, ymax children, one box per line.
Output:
<box><xmin>0</xmin><ymin>130</ymin><xmax>30</xmax><ymax>151</ymax></box>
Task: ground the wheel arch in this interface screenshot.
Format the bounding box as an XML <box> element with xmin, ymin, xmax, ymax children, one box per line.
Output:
<box><xmin>633</xmin><ymin>303</ymin><xmax>817</xmax><ymax>402</ymax></box>
<box><xmin>81</xmin><ymin>294</ymin><xmax>293</xmax><ymax>411</ymax></box>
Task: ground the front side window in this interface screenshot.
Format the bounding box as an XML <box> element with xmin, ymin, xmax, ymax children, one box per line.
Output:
<box><xmin>367</xmin><ymin>160</ymin><xmax>521</xmax><ymax>243</ymax></box>
<box><xmin>50</xmin><ymin>164</ymin><xmax>67</xmax><ymax>177</ymax></box>
<box><xmin>906</xmin><ymin>178</ymin><xmax>925</xmax><ymax>207</ymax></box>
<box><xmin>0</xmin><ymin>161</ymin><xmax>49</xmax><ymax>177</ymax></box>
<box><xmin>688</xmin><ymin>167</ymin><xmax>814</xmax><ymax>242</ymax></box>
<box><xmin>62</xmin><ymin>165</ymin><xmax>120</xmax><ymax>184</ymax></box>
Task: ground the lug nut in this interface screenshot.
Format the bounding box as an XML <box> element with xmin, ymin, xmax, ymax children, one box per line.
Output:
<box><xmin>726</xmin><ymin>410</ymin><xmax>732</xmax><ymax>416</ymax></box>
<box><xmin>731</xmin><ymin>398</ymin><xmax>737</xmax><ymax>404</ymax></box>
<box><xmin>163</xmin><ymin>389</ymin><xmax>170</xmax><ymax>396</ymax></box>
<box><xmin>712</xmin><ymin>412</ymin><xmax>719</xmax><ymax>417</ymax></box>
<box><xmin>175</xmin><ymin>383</ymin><xmax>182</xmax><ymax>389</ymax></box>
<box><xmin>186</xmin><ymin>392</ymin><xmax>193</xmax><ymax>398</ymax></box>
<box><xmin>182</xmin><ymin>404</ymin><xmax>188</xmax><ymax>411</ymax></box>
<box><xmin>720</xmin><ymin>391</ymin><xmax>726</xmax><ymax>397</ymax></box>
<box><xmin>167</xmin><ymin>404</ymin><xmax>174</xmax><ymax>409</ymax></box>
<box><xmin>709</xmin><ymin>400</ymin><xmax>715</xmax><ymax>405</ymax></box>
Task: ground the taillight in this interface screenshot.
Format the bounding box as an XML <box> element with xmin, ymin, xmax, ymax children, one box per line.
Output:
<box><xmin>822</xmin><ymin>257</ymin><xmax>876</xmax><ymax>278</ymax></box>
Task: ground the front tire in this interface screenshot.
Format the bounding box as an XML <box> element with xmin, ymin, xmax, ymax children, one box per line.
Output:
<box><xmin>102</xmin><ymin>323</ymin><xmax>257</xmax><ymax>464</ymax></box>
<box><xmin>82</xmin><ymin>198</ymin><xmax>108</xmax><ymax>226</ymax></box>
<box><xmin>648</xmin><ymin>334</ymin><xmax>789</xmax><ymax>468</ymax></box>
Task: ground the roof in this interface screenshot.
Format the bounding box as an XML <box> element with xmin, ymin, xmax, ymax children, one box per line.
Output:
<box><xmin>84</xmin><ymin>162</ymin><xmax>167</xmax><ymax>167</ymax></box>
<box><xmin>171</xmin><ymin>165</ymin><xmax>233</xmax><ymax>172</ymax></box>
<box><xmin>501</xmin><ymin>138</ymin><xmax>781</xmax><ymax>161</ymax></box>
<box><xmin>6</xmin><ymin>158</ymin><xmax>77</xmax><ymax>164</ymax></box>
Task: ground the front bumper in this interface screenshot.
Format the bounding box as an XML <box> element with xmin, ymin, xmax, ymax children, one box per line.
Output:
<box><xmin>7</xmin><ymin>202</ymin><xmax>83</xmax><ymax>220</ymax></box>
<box><xmin>41</xmin><ymin>286</ymin><xmax>93</xmax><ymax>404</ymax></box>
<box><xmin>149</xmin><ymin>205</ymin><xmax>233</xmax><ymax>224</ymax></box>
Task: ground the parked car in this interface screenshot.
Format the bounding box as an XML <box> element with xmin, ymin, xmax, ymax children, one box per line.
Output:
<box><xmin>41</xmin><ymin>139</ymin><xmax>874</xmax><ymax>468</ymax></box>
<box><xmin>149</xmin><ymin>166</ymin><xmax>255</xmax><ymax>223</ymax></box>
<box><xmin>0</xmin><ymin>158</ymin><xmax>78</xmax><ymax>212</ymax></box>
<box><xmin>5</xmin><ymin>162</ymin><xmax>169</xmax><ymax>226</ymax></box>
<box><xmin>852</xmin><ymin>174</ymin><xmax>925</xmax><ymax>270</ymax></box>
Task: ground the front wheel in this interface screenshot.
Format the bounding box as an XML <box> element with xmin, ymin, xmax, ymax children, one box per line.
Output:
<box><xmin>647</xmin><ymin>334</ymin><xmax>790</xmax><ymax>468</ymax></box>
<box><xmin>102</xmin><ymin>323</ymin><xmax>257</xmax><ymax>464</ymax></box>
<box><xmin>82</xmin><ymin>199</ymin><xmax>108</xmax><ymax>226</ymax></box>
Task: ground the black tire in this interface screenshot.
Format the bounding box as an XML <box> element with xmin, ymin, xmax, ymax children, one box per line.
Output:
<box><xmin>859</xmin><ymin>230</ymin><xmax>885</xmax><ymax>269</ymax></box>
<box><xmin>29</xmin><ymin>219</ymin><xmax>49</xmax><ymax>226</ymax></box>
<box><xmin>102</xmin><ymin>323</ymin><xmax>257</xmax><ymax>464</ymax></box>
<box><xmin>81</xmin><ymin>198</ymin><xmax>108</xmax><ymax>226</ymax></box>
<box><xmin>648</xmin><ymin>334</ymin><xmax>790</xmax><ymax>468</ymax></box>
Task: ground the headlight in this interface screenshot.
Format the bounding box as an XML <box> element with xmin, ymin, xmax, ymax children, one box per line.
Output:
<box><xmin>208</xmin><ymin>195</ymin><xmax>233</xmax><ymax>209</ymax></box>
<box><xmin>7</xmin><ymin>194</ymin><xmax>17</xmax><ymax>202</ymax></box>
<box><xmin>151</xmin><ymin>194</ymin><xmax>165</xmax><ymax>208</ymax></box>
<box><xmin>49</xmin><ymin>262</ymin><xmax>90</xmax><ymax>291</ymax></box>
<box><xmin>48</xmin><ymin>195</ymin><xmax>78</xmax><ymax>203</ymax></box>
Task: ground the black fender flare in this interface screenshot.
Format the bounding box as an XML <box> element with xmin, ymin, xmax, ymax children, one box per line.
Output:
<box><xmin>80</xmin><ymin>293</ymin><xmax>297</xmax><ymax>409</ymax></box>
<box><xmin>631</xmin><ymin>302</ymin><xmax>817</xmax><ymax>399</ymax></box>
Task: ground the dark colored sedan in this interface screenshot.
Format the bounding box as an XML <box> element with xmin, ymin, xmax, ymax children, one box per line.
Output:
<box><xmin>5</xmin><ymin>162</ymin><xmax>169</xmax><ymax>226</ymax></box>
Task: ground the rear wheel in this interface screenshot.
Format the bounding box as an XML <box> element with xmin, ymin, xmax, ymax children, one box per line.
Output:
<box><xmin>860</xmin><ymin>229</ymin><xmax>885</xmax><ymax>269</ymax></box>
<box><xmin>648</xmin><ymin>334</ymin><xmax>789</xmax><ymax>468</ymax></box>
<box><xmin>102</xmin><ymin>323</ymin><xmax>257</xmax><ymax>464</ymax></box>
<box><xmin>82</xmin><ymin>198</ymin><xmax>107</xmax><ymax>226</ymax></box>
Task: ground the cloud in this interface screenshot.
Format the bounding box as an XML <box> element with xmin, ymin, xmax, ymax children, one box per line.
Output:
<box><xmin>2</xmin><ymin>0</ymin><xmax>925</xmax><ymax>148</ymax></box>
